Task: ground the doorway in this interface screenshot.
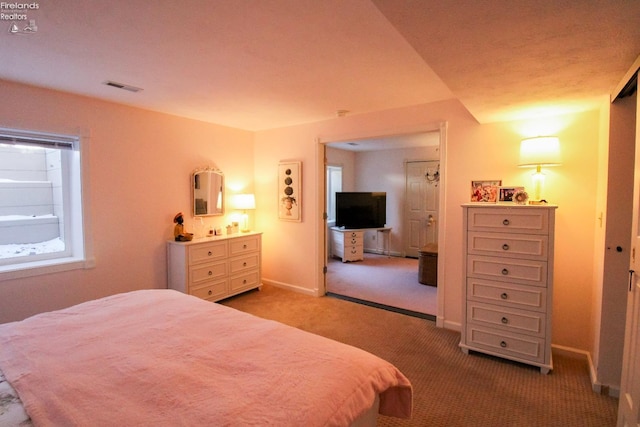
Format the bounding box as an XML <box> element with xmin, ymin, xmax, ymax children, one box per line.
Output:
<box><xmin>321</xmin><ymin>128</ymin><xmax>444</xmax><ymax>318</ymax></box>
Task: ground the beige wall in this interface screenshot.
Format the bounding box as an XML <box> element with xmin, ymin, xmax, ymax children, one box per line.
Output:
<box><xmin>255</xmin><ymin>100</ymin><xmax>602</xmax><ymax>352</ymax></box>
<box><xmin>0</xmin><ymin>80</ymin><xmax>606</xmax><ymax>355</ymax></box>
<box><xmin>0</xmin><ymin>80</ymin><xmax>255</xmax><ymax>323</ymax></box>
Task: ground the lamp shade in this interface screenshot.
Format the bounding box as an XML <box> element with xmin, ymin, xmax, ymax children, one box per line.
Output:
<box><xmin>232</xmin><ymin>194</ymin><xmax>256</xmax><ymax>210</ymax></box>
<box><xmin>518</xmin><ymin>136</ymin><xmax>562</xmax><ymax>167</ymax></box>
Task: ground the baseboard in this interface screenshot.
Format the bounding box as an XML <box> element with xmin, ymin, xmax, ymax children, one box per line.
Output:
<box><xmin>260</xmin><ymin>278</ymin><xmax>320</xmax><ymax>297</ymax></box>
<box><xmin>551</xmin><ymin>344</ymin><xmax>620</xmax><ymax>397</ymax></box>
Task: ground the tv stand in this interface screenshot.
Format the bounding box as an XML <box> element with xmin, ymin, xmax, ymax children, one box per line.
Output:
<box><xmin>330</xmin><ymin>227</ymin><xmax>391</xmax><ymax>262</ymax></box>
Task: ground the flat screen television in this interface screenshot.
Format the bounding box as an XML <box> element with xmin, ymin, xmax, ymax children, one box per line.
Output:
<box><xmin>335</xmin><ymin>192</ymin><xmax>386</xmax><ymax>229</ymax></box>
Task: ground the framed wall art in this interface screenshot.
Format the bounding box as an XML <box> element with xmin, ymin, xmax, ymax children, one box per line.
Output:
<box><xmin>470</xmin><ymin>180</ymin><xmax>502</xmax><ymax>203</ymax></box>
<box><xmin>278</xmin><ymin>161</ymin><xmax>302</xmax><ymax>221</ymax></box>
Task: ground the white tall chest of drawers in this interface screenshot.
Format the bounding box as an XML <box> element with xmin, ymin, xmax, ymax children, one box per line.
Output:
<box><xmin>167</xmin><ymin>232</ymin><xmax>262</xmax><ymax>302</ymax></box>
<box><xmin>460</xmin><ymin>204</ymin><xmax>556</xmax><ymax>374</ymax></box>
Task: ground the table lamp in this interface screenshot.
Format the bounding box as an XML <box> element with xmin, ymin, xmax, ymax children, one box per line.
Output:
<box><xmin>518</xmin><ymin>136</ymin><xmax>561</xmax><ymax>203</ymax></box>
<box><xmin>232</xmin><ymin>194</ymin><xmax>256</xmax><ymax>232</ymax></box>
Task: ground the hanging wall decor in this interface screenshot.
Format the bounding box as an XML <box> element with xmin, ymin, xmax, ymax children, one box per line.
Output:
<box><xmin>278</xmin><ymin>161</ymin><xmax>302</xmax><ymax>221</ymax></box>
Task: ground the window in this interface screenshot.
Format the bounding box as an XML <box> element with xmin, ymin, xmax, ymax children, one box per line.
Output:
<box><xmin>326</xmin><ymin>165</ymin><xmax>342</xmax><ymax>224</ymax></box>
<box><xmin>0</xmin><ymin>127</ymin><xmax>91</xmax><ymax>279</ymax></box>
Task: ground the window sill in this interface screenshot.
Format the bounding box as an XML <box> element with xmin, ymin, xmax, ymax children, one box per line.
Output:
<box><xmin>0</xmin><ymin>256</ymin><xmax>95</xmax><ymax>282</ymax></box>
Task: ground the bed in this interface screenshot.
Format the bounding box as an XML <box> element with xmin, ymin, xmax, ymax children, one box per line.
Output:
<box><xmin>0</xmin><ymin>289</ymin><xmax>412</xmax><ymax>426</ymax></box>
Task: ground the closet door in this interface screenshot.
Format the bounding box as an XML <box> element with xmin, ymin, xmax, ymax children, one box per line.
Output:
<box><xmin>618</xmin><ymin>69</ymin><xmax>640</xmax><ymax>427</ymax></box>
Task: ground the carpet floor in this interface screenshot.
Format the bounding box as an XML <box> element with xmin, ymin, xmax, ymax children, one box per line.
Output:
<box><xmin>327</xmin><ymin>253</ymin><xmax>437</xmax><ymax>316</ymax></box>
<box><xmin>221</xmin><ymin>284</ymin><xmax>618</xmax><ymax>427</ymax></box>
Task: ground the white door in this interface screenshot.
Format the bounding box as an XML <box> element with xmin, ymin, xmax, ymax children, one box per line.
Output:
<box><xmin>618</xmin><ymin>80</ymin><xmax>640</xmax><ymax>427</ymax></box>
<box><xmin>404</xmin><ymin>161</ymin><xmax>439</xmax><ymax>257</ymax></box>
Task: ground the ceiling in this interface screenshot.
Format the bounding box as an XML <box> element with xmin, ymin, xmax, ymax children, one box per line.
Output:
<box><xmin>1</xmin><ymin>1</ymin><xmax>638</xmax><ymax>132</ymax></box>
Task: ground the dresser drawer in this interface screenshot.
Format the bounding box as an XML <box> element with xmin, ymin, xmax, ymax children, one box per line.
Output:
<box><xmin>190</xmin><ymin>261</ymin><xmax>227</xmax><ymax>285</ymax></box>
<box><xmin>230</xmin><ymin>270</ymin><xmax>260</xmax><ymax>293</ymax></box>
<box><xmin>343</xmin><ymin>245</ymin><xmax>364</xmax><ymax>262</ymax></box>
<box><xmin>229</xmin><ymin>253</ymin><xmax>260</xmax><ymax>275</ymax></box>
<box><xmin>189</xmin><ymin>241</ymin><xmax>227</xmax><ymax>265</ymax></box>
<box><xmin>229</xmin><ymin>235</ymin><xmax>260</xmax><ymax>256</ymax></box>
<box><xmin>467</xmin><ymin>255</ymin><xmax>547</xmax><ymax>286</ymax></box>
<box><xmin>190</xmin><ymin>279</ymin><xmax>227</xmax><ymax>301</ymax></box>
<box><xmin>346</xmin><ymin>231</ymin><xmax>363</xmax><ymax>242</ymax></box>
<box><xmin>468</xmin><ymin>231</ymin><xmax>548</xmax><ymax>260</ymax></box>
<box><xmin>467</xmin><ymin>301</ymin><xmax>545</xmax><ymax>337</ymax></box>
<box><xmin>467</xmin><ymin>207</ymin><xmax>549</xmax><ymax>235</ymax></box>
<box><xmin>465</xmin><ymin>324</ymin><xmax>546</xmax><ymax>364</ymax></box>
<box><xmin>467</xmin><ymin>278</ymin><xmax>546</xmax><ymax>312</ymax></box>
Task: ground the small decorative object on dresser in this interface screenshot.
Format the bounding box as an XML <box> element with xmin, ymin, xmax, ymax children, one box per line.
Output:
<box><xmin>513</xmin><ymin>189</ymin><xmax>529</xmax><ymax>205</ymax></box>
<box><xmin>172</xmin><ymin>212</ymin><xmax>193</xmax><ymax>241</ymax></box>
<box><xmin>460</xmin><ymin>204</ymin><xmax>556</xmax><ymax>374</ymax></box>
<box><xmin>167</xmin><ymin>232</ymin><xmax>262</xmax><ymax>301</ymax></box>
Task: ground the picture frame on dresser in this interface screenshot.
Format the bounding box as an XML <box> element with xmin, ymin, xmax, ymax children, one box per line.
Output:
<box><xmin>498</xmin><ymin>186</ymin><xmax>524</xmax><ymax>203</ymax></box>
<box><xmin>470</xmin><ymin>180</ymin><xmax>501</xmax><ymax>203</ymax></box>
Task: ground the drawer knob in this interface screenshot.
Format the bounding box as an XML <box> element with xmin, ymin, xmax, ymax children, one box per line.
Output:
<box><xmin>501</xmin><ymin>317</ymin><xmax>509</xmax><ymax>324</ymax></box>
<box><xmin>243</xmin><ymin>244</ymin><xmax>248</xmax><ymax>249</ymax></box>
<box><xmin>351</xmin><ymin>239</ymin><xmax>357</xmax><ymax>244</ymax></box>
<box><xmin>502</xmin><ymin>244</ymin><xmax>509</xmax><ymax>251</ymax></box>
<box><xmin>208</xmin><ymin>271</ymin><xmax>213</xmax><ymax>276</ymax></box>
<box><xmin>502</xmin><ymin>219</ymin><xmax>510</xmax><ymax>226</ymax></box>
<box><xmin>208</xmin><ymin>290</ymin><xmax>212</xmax><ymax>296</ymax></box>
<box><xmin>207</xmin><ymin>251</ymin><xmax>212</xmax><ymax>256</ymax></box>
<box><xmin>243</xmin><ymin>262</ymin><xmax>247</xmax><ymax>267</ymax></box>
<box><xmin>501</xmin><ymin>268</ymin><xmax>509</xmax><ymax>275</ymax></box>
<box><xmin>243</xmin><ymin>279</ymin><xmax>247</xmax><ymax>284</ymax></box>
<box><xmin>500</xmin><ymin>292</ymin><xmax>508</xmax><ymax>300</ymax></box>
<box><xmin>351</xmin><ymin>232</ymin><xmax>357</xmax><ymax>237</ymax></box>
<box><xmin>500</xmin><ymin>341</ymin><xmax>507</xmax><ymax>348</ymax></box>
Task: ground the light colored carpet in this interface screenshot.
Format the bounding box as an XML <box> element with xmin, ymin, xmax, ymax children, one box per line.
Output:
<box><xmin>222</xmin><ymin>285</ymin><xmax>618</xmax><ymax>427</ymax></box>
<box><xmin>327</xmin><ymin>253</ymin><xmax>437</xmax><ymax>315</ymax></box>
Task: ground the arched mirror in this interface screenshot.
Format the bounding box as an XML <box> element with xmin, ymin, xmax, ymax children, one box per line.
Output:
<box><xmin>193</xmin><ymin>168</ymin><xmax>224</xmax><ymax>216</ymax></box>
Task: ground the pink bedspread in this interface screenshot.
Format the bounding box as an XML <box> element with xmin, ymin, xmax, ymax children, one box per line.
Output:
<box><xmin>0</xmin><ymin>290</ymin><xmax>412</xmax><ymax>426</ymax></box>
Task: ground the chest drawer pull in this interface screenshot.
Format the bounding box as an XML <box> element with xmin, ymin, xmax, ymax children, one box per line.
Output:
<box><xmin>502</xmin><ymin>244</ymin><xmax>509</xmax><ymax>251</ymax></box>
<box><xmin>501</xmin><ymin>317</ymin><xmax>509</xmax><ymax>324</ymax></box>
<box><xmin>500</xmin><ymin>341</ymin><xmax>507</xmax><ymax>348</ymax></box>
<box><xmin>208</xmin><ymin>270</ymin><xmax>213</xmax><ymax>276</ymax></box>
<box><xmin>351</xmin><ymin>239</ymin><xmax>357</xmax><ymax>244</ymax></box>
<box><xmin>500</xmin><ymin>292</ymin><xmax>509</xmax><ymax>300</ymax></box>
<box><xmin>207</xmin><ymin>251</ymin><xmax>212</xmax><ymax>256</ymax></box>
<box><xmin>351</xmin><ymin>232</ymin><xmax>358</xmax><ymax>237</ymax></box>
<box><xmin>501</xmin><ymin>268</ymin><xmax>509</xmax><ymax>275</ymax></box>
<box><xmin>208</xmin><ymin>289</ymin><xmax>212</xmax><ymax>296</ymax></box>
<box><xmin>502</xmin><ymin>219</ymin><xmax>510</xmax><ymax>226</ymax></box>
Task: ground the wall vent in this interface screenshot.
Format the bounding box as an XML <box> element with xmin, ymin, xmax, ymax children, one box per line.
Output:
<box><xmin>102</xmin><ymin>81</ymin><xmax>143</xmax><ymax>93</ymax></box>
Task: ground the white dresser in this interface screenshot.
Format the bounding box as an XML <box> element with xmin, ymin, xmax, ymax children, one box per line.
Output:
<box><xmin>167</xmin><ymin>232</ymin><xmax>262</xmax><ymax>302</ymax></box>
<box><xmin>330</xmin><ymin>227</ymin><xmax>364</xmax><ymax>262</ymax></box>
<box><xmin>460</xmin><ymin>204</ymin><xmax>556</xmax><ymax>374</ymax></box>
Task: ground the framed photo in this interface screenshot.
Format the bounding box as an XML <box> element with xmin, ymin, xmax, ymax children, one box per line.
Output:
<box><xmin>470</xmin><ymin>180</ymin><xmax>502</xmax><ymax>203</ymax></box>
<box><xmin>278</xmin><ymin>161</ymin><xmax>302</xmax><ymax>221</ymax></box>
<box><xmin>498</xmin><ymin>186</ymin><xmax>524</xmax><ymax>203</ymax></box>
